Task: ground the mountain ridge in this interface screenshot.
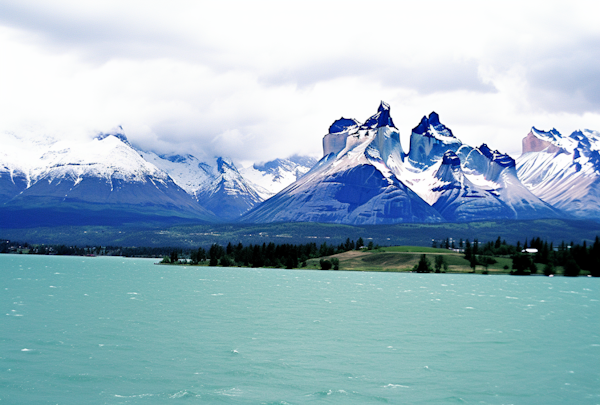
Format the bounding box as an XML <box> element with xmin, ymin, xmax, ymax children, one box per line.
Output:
<box><xmin>242</xmin><ymin>102</ymin><xmax>564</xmax><ymax>225</ymax></box>
<box><xmin>1</xmin><ymin>102</ymin><xmax>599</xmax><ymax>226</ymax></box>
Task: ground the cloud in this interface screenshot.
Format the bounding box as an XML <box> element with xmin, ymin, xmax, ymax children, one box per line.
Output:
<box><xmin>0</xmin><ymin>0</ymin><xmax>599</xmax><ymax>165</ymax></box>
<box><xmin>262</xmin><ymin>57</ymin><xmax>495</xmax><ymax>95</ymax></box>
<box><xmin>0</xmin><ymin>1</ymin><xmax>214</xmax><ymax>63</ymax></box>
<box><xmin>525</xmin><ymin>38</ymin><xmax>600</xmax><ymax>113</ymax></box>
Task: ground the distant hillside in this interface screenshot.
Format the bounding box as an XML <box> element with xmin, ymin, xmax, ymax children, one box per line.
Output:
<box><xmin>2</xmin><ymin>219</ymin><xmax>598</xmax><ymax>249</ymax></box>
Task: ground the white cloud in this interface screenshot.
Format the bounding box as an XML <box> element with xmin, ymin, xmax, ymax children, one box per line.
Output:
<box><xmin>0</xmin><ymin>0</ymin><xmax>599</xmax><ymax>164</ymax></box>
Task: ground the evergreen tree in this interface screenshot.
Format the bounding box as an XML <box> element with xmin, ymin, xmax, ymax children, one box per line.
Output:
<box><xmin>563</xmin><ymin>258</ymin><xmax>580</xmax><ymax>277</ymax></box>
<box><xmin>415</xmin><ymin>254</ymin><xmax>432</xmax><ymax>273</ymax></box>
<box><xmin>319</xmin><ymin>259</ymin><xmax>332</xmax><ymax>270</ymax></box>
<box><xmin>469</xmin><ymin>255</ymin><xmax>478</xmax><ymax>273</ymax></box>
<box><xmin>209</xmin><ymin>244</ymin><xmax>224</xmax><ymax>266</ymax></box>
<box><xmin>511</xmin><ymin>253</ymin><xmax>532</xmax><ymax>275</ymax></box>
<box><xmin>434</xmin><ymin>255</ymin><xmax>445</xmax><ymax>273</ymax></box>
<box><xmin>543</xmin><ymin>262</ymin><xmax>555</xmax><ymax>276</ymax></box>
<box><xmin>464</xmin><ymin>240</ymin><xmax>472</xmax><ymax>261</ymax></box>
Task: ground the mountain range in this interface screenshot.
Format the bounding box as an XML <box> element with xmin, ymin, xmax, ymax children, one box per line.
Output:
<box><xmin>241</xmin><ymin>103</ymin><xmax>562</xmax><ymax>224</ymax></box>
<box><xmin>0</xmin><ymin>127</ymin><xmax>313</xmax><ymax>226</ymax></box>
<box><xmin>517</xmin><ymin>127</ymin><xmax>600</xmax><ymax>219</ymax></box>
<box><xmin>1</xmin><ymin>104</ymin><xmax>599</xmax><ymax>227</ymax></box>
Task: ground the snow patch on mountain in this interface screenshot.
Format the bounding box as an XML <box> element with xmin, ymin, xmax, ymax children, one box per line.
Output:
<box><xmin>139</xmin><ymin>151</ymin><xmax>214</xmax><ymax>196</ymax></box>
<box><xmin>94</xmin><ymin>126</ymin><xmax>132</xmax><ymax>147</ymax></box>
<box><xmin>140</xmin><ymin>150</ymin><xmax>269</xmax><ymax>219</ymax></box>
<box><xmin>34</xmin><ymin>135</ymin><xmax>170</xmax><ymax>187</ymax></box>
<box><xmin>429</xmin><ymin>151</ymin><xmax>512</xmax><ymax>221</ymax></box>
<box><xmin>241</xmin><ymin>155</ymin><xmax>317</xmax><ymax>198</ymax></box>
<box><xmin>195</xmin><ymin>157</ymin><xmax>264</xmax><ymax>220</ymax></box>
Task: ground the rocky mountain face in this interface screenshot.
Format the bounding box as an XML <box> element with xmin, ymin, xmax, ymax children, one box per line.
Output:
<box><xmin>242</xmin><ymin>103</ymin><xmax>563</xmax><ymax>224</ymax></box>
<box><xmin>517</xmin><ymin>127</ymin><xmax>600</xmax><ymax>219</ymax></box>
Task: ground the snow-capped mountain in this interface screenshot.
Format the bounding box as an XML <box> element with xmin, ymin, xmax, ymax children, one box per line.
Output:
<box><xmin>194</xmin><ymin>157</ymin><xmax>264</xmax><ymax>220</ymax></box>
<box><xmin>241</xmin><ymin>102</ymin><xmax>445</xmax><ymax>224</ymax></box>
<box><xmin>407</xmin><ymin>112</ymin><xmax>462</xmax><ymax>169</ymax></box>
<box><xmin>0</xmin><ymin>139</ymin><xmax>29</xmax><ymax>204</ymax></box>
<box><xmin>517</xmin><ymin>127</ymin><xmax>600</xmax><ymax>219</ymax></box>
<box><xmin>3</xmin><ymin>106</ymin><xmax>597</xmax><ymax>227</ymax></box>
<box><xmin>242</xmin><ymin>103</ymin><xmax>561</xmax><ymax>224</ymax></box>
<box><xmin>1</xmin><ymin>125</ymin><xmax>277</xmax><ymax>224</ymax></box>
<box><xmin>140</xmin><ymin>152</ymin><xmax>268</xmax><ymax>220</ymax></box>
<box><xmin>139</xmin><ymin>151</ymin><xmax>214</xmax><ymax>197</ymax></box>
<box><xmin>240</xmin><ymin>155</ymin><xmax>317</xmax><ymax>198</ymax></box>
<box><xmin>0</xmin><ymin>129</ymin><xmax>216</xmax><ymax>226</ymax></box>
<box><xmin>428</xmin><ymin>150</ymin><xmax>513</xmax><ymax>221</ymax></box>
<box><xmin>384</xmin><ymin>110</ymin><xmax>559</xmax><ymax>221</ymax></box>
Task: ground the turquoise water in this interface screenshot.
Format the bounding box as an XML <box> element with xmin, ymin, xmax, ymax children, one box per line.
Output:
<box><xmin>1</xmin><ymin>255</ymin><xmax>599</xmax><ymax>404</ymax></box>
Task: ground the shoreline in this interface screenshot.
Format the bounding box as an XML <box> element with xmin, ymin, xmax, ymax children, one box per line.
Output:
<box><xmin>154</xmin><ymin>262</ymin><xmax>596</xmax><ymax>277</ymax></box>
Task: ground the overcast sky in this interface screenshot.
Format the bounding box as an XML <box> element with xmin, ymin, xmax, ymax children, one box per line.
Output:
<box><xmin>1</xmin><ymin>0</ymin><xmax>599</xmax><ymax>165</ymax></box>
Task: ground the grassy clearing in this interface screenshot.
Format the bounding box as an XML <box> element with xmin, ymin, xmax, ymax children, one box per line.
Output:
<box><xmin>305</xmin><ymin>246</ymin><xmax>531</xmax><ymax>274</ymax></box>
<box><xmin>378</xmin><ymin>246</ymin><xmax>453</xmax><ymax>254</ymax></box>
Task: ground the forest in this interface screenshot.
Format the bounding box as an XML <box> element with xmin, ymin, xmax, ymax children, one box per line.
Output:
<box><xmin>2</xmin><ymin>235</ymin><xmax>598</xmax><ymax>276</ymax></box>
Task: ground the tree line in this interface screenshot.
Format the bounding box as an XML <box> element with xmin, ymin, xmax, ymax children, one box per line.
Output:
<box><xmin>162</xmin><ymin>238</ymin><xmax>373</xmax><ymax>269</ymax></box>
<box><xmin>459</xmin><ymin>236</ymin><xmax>600</xmax><ymax>276</ymax></box>
<box><xmin>0</xmin><ymin>240</ymin><xmax>193</xmax><ymax>258</ymax></box>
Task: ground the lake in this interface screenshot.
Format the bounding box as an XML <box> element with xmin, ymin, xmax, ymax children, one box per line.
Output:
<box><xmin>1</xmin><ymin>255</ymin><xmax>599</xmax><ymax>404</ymax></box>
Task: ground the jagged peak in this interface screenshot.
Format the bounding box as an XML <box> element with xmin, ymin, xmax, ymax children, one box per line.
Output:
<box><xmin>95</xmin><ymin>126</ymin><xmax>131</xmax><ymax>146</ymax></box>
<box><xmin>378</xmin><ymin>100</ymin><xmax>390</xmax><ymax>112</ymax></box>
<box><xmin>413</xmin><ymin>116</ymin><xmax>429</xmax><ymax>135</ymax></box>
<box><xmin>254</xmin><ymin>155</ymin><xmax>317</xmax><ymax>172</ymax></box>
<box><xmin>428</xmin><ymin>111</ymin><xmax>441</xmax><ymax>127</ymax></box>
<box><xmin>216</xmin><ymin>157</ymin><xmax>238</xmax><ymax>173</ymax></box>
<box><xmin>329</xmin><ymin>118</ymin><xmax>360</xmax><ymax>134</ymax></box>
<box><xmin>159</xmin><ymin>153</ymin><xmax>196</xmax><ymax>163</ymax></box>
<box><xmin>477</xmin><ymin>143</ymin><xmax>515</xmax><ymax>168</ymax></box>
<box><xmin>411</xmin><ymin>112</ymin><xmax>455</xmax><ymax>139</ymax></box>
<box><xmin>287</xmin><ymin>154</ymin><xmax>317</xmax><ymax>167</ymax></box>
<box><xmin>569</xmin><ymin>129</ymin><xmax>600</xmax><ymax>150</ymax></box>
<box><xmin>253</xmin><ymin>158</ymin><xmax>289</xmax><ymax>172</ymax></box>
<box><xmin>570</xmin><ymin>129</ymin><xmax>585</xmax><ymax>138</ymax></box>
<box><xmin>526</xmin><ymin>126</ymin><xmax>584</xmax><ymax>155</ymax></box>
<box><xmin>530</xmin><ymin>126</ymin><xmax>562</xmax><ymax>141</ymax></box>
<box><xmin>360</xmin><ymin>101</ymin><xmax>395</xmax><ymax>130</ymax></box>
<box><xmin>441</xmin><ymin>150</ymin><xmax>461</xmax><ymax>167</ymax></box>
<box><xmin>569</xmin><ymin>130</ymin><xmax>592</xmax><ymax>149</ymax></box>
